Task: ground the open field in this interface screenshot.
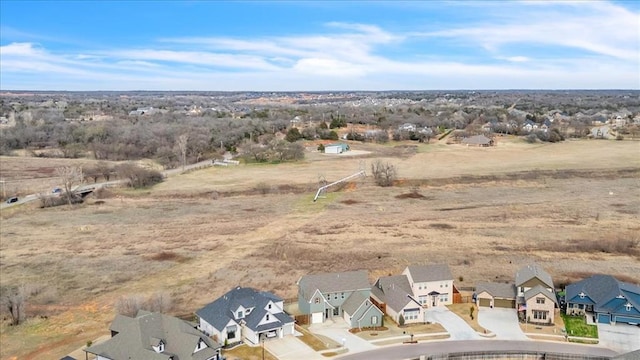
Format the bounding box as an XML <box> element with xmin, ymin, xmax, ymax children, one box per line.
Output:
<box><xmin>1</xmin><ymin>138</ymin><xmax>639</xmax><ymax>359</ymax></box>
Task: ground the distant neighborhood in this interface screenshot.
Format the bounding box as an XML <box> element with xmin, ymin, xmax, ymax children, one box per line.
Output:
<box><xmin>73</xmin><ymin>263</ymin><xmax>640</xmax><ymax>360</ymax></box>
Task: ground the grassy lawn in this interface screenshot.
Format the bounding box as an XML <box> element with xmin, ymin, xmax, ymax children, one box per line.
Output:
<box><xmin>561</xmin><ymin>314</ymin><xmax>598</xmax><ymax>338</ymax></box>
<box><xmin>222</xmin><ymin>344</ymin><xmax>278</xmax><ymax>360</ymax></box>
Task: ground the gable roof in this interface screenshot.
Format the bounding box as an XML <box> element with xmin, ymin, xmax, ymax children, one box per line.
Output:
<box><xmin>85</xmin><ymin>311</ymin><xmax>220</xmax><ymax>360</ymax></box>
<box><xmin>196</xmin><ymin>287</ymin><xmax>291</xmax><ymax>333</ymax></box>
<box><xmin>371</xmin><ymin>275</ymin><xmax>418</xmax><ymax>312</ymax></box>
<box><xmin>342</xmin><ymin>292</ymin><xmax>369</xmax><ymax>315</ymax></box>
<box><xmin>524</xmin><ymin>285</ymin><xmax>558</xmax><ymax>304</ymax></box>
<box><xmin>515</xmin><ymin>264</ymin><xmax>554</xmax><ymax>289</ymax></box>
<box><xmin>566</xmin><ymin>274</ymin><xmax>640</xmax><ymax>314</ymax></box>
<box><xmin>405</xmin><ymin>264</ymin><xmax>453</xmax><ymax>283</ymax></box>
<box><xmin>461</xmin><ymin>135</ymin><xmax>492</xmax><ymax>145</ymax></box>
<box><xmin>298</xmin><ymin>270</ymin><xmax>370</xmax><ymax>301</ymax></box>
<box><xmin>475</xmin><ymin>282</ymin><xmax>516</xmax><ymax>299</ymax></box>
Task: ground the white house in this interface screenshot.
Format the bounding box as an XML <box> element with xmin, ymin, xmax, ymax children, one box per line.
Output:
<box><xmin>324</xmin><ymin>143</ymin><xmax>350</xmax><ymax>154</ymax></box>
<box><xmin>196</xmin><ymin>287</ymin><xmax>295</xmax><ymax>345</ymax></box>
<box><xmin>403</xmin><ymin>264</ymin><xmax>454</xmax><ymax>307</ymax></box>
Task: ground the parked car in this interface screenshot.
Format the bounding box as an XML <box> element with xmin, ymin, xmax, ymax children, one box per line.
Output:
<box><xmin>6</xmin><ymin>196</ymin><xmax>18</xmax><ymax>204</ymax></box>
<box><xmin>52</xmin><ymin>187</ymin><xmax>62</xmax><ymax>194</ymax></box>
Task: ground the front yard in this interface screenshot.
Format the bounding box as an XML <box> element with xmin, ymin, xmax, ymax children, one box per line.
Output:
<box><xmin>562</xmin><ymin>314</ymin><xmax>598</xmax><ymax>338</ymax></box>
<box><xmin>355</xmin><ymin>315</ymin><xmax>446</xmax><ymax>341</ymax></box>
<box><xmin>223</xmin><ymin>345</ymin><xmax>278</xmax><ymax>360</ymax></box>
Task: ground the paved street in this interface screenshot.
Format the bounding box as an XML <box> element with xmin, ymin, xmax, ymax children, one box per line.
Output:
<box><xmin>597</xmin><ymin>322</ymin><xmax>640</xmax><ymax>353</ymax></box>
<box><xmin>338</xmin><ymin>340</ymin><xmax>618</xmax><ymax>360</ymax></box>
<box><xmin>425</xmin><ymin>307</ymin><xmax>481</xmax><ymax>340</ymax></box>
<box><xmin>478</xmin><ymin>307</ymin><xmax>528</xmax><ymax>340</ymax></box>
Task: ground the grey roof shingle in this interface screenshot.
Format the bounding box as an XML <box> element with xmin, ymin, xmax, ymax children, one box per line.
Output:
<box><xmin>515</xmin><ymin>264</ymin><xmax>554</xmax><ymax>289</ymax></box>
<box><xmin>85</xmin><ymin>311</ymin><xmax>220</xmax><ymax>360</ymax></box>
<box><xmin>196</xmin><ymin>287</ymin><xmax>292</xmax><ymax>334</ymax></box>
<box><xmin>298</xmin><ymin>270</ymin><xmax>371</xmax><ymax>301</ymax></box>
<box><xmin>566</xmin><ymin>274</ymin><xmax>640</xmax><ymax>314</ymax></box>
<box><xmin>342</xmin><ymin>292</ymin><xmax>368</xmax><ymax>315</ymax></box>
<box><xmin>475</xmin><ymin>282</ymin><xmax>517</xmax><ymax>299</ymax></box>
<box><xmin>405</xmin><ymin>264</ymin><xmax>453</xmax><ymax>283</ymax></box>
<box><xmin>372</xmin><ymin>275</ymin><xmax>419</xmax><ymax>313</ymax></box>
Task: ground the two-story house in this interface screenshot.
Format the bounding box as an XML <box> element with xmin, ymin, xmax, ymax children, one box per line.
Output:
<box><xmin>403</xmin><ymin>264</ymin><xmax>454</xmax><ymax>307</ymax></box>
<box><xmin>196</xmin><ymin>287</ymin><xmax>294</xmax><ymax>345</ymax></box>
<box><xmin>372</xmin><ymin>264</ymin><xmax>456</xmax><ymax>325</ymax></box>
<box><xmin>298</xmin><ymin>270</ymin><xmax>383</xmax><ymax>328</ymax></box>
<box><xmin>516</xmin><ymin>264</ymin><xmax>556</xmax><ymax>324</ymax></box>
<box><xmin>84</xmin><ymin>310</ymin><xmax>221</xmax><ymax>360</ymax></box>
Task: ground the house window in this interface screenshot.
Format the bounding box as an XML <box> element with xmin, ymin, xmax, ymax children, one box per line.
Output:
<box><xmin>536</xmin><ymin>297</ymin><xmax>545</xmax><ymax>304</ymax></box>
<box><xmin>334</xmin><ymin>294</ymin><xmax>338</xmax><ymax>300</ymax></box>
<box><xmin>333</xmin><ymin>308</ymin><xmax>339</xmax><ymax>316</ymax></box>
<box><xmin>266</xmin><ymin>314</ymin><xmax>270</xmax><ymax>321</ymax></box>
<box><xmin>445</xmin><ymin>283</ymin><xmax>448</xmax><ymax>287</ymax></box>
<box><xmin>520</xmin><ymin>287</ymin><xmax>525</xmax><ymax>294</ymax></box>
<box><xmin>626</xmin><ymin>303</ymin><xmax>632</xmax><ymax>311</ymax></box>
<box><xmin>237</xmin><ymin>310</ymin><xmax>244</xmax><ymax>319</ymax></box>
<box><xmin>579</xmin><ymin>292</ymin><xmax>585</xmax><ymax>299</ymax></box>
<box><xmin>533</xmin><ymin>311</ymin><xmax>548</xmax><ymax>320</ymax></box>
<box><xmin>268</xmin><ymin>304</ymin><xmax>272</xmax><ymax>310</ymax></box>
<box><xmin>372</xmin><ymin>316</ymin><xmax>378</xmax><ymax>325</ymax></box>
<box><xmin>314</xmin><ymin>297</ymin><xmax>320</xmax><ymax>304</ymax></box>
<box><xmin>341</xmin><ymin>292</ymin><xmax>345</xmax><ymax>299</ymax></box>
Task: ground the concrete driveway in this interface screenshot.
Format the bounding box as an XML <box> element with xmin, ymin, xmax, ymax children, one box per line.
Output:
<box><xmin>309</xmin><ymin>318</ymin><xmax>376</xmax><ymax>353</ymax></box>
<box><xmin>264</xmin><ymin>335</ymin><xmax>322</xmax><ymax>360</ymax></box>
<box><xmin>425</xmin><ymin>307</ymin><xmax>481</xmax><ymax>340</ymax></box>
<box><xmin>478</xmin><ymin>307</ymin><xmax>528</xmax><ymax>340</ymax></box>
<box><xmin>597</xmin><ymin>323</ymin><xmax>640</xmax><ymax>353</ymax></box>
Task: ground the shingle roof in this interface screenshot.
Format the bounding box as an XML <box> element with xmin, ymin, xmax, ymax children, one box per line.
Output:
<box><xmin>405</xmin><ymin>264</ymin><xmax>453</xmax><ymax>283</ymax></box>
<box><xmin>371</xmin><ymin>275</ymin><xmax>418</xmax><ymax>312</ymax></box>
<box><xmin>475</xmin><ymin>282</ymin><xmax>517</xmax><ymax>299</ymax></box>
<box><xmin>524</xmin><ymin>285</ymin><xmax>557</xmax><ymax>304</ymax></box>
<box><xmin>196</xmin><ymin>287</ymin><xmax>292</xmax><ymax>334</ymax></box>
<box><xmin>342</xmin><ymin>292</ymin><xmax>368</xmax><ymax>315</ymax></box>
<box><xmin>85</xmin><ymin>311</ymin><xmax>220</xmax><ymax>360</ymax></box>
<box><xmin>298</xmin><ymin>270</ymin><xmax>371</xmax><ymax>301</ymax></box>
<box><xmin>515</xmin><ymin>264</ymin><xmax>554</xmax><ymax>289</ymax></box>
<box><xmin>566</xmin><ymin>274</ymin><xmax>640</xmax><ymax>314</ymax></box>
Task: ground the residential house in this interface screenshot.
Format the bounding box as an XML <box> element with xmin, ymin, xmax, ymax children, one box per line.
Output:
<box><xmin>475</xmin><ymin>282</ymin><xmax>517</xmax><ymax>308</ymax></box>
<box><xmin>398</xmin><ymin>123</ymin><xmax>417</xmax><ymax>132</ymax></box>
<box><xmin>324</xmin><ymin>143</ymin><xmax>350</xmax><ymax>154</ymax></box>
<box><xmin>371</xmin><ymin>275</ymin><xmax>425</xmax><ymax>324</ymax></box>
<box><xmin>516</xmin><ymin>264</ymin><xmax>556</xmax><ymax>324</ymax></box>
<box><xmin>84</xmin><ymin>310</ymin><xmax>221</xmax><ymax>360</ymax></box>
<box><xmin>298</xmin><ymin>270</ymin><xmax>382</xmax><ymax>328</ymax></box>
<box><xmin>402</xmin><ymin>264</ymin><xmax>454</xmax><ymax>307</ymax></box>
<box><xmin>461</xmin><ymin>135</ymin><xmax>494</xmax><ymax>147</ymax></box>
<box><xmin>196</xmin><ymin>287</ymin><xmax>294</xmax><ymax>345</ymax></box>
<box><xmin>565</xmin><ymin>274</ymin><xmax>640</xmax><ymax>325</ymax></box>
<box><xmin>522</xmin><ymin>120</ymin><xmax>538</xmax><ymax>132</ymax></box>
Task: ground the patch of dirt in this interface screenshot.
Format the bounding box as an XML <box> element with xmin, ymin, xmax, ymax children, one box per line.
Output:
<box><xmin>396</xmin><ymin>192</ymin><xmax>426</xmax><ymax>199</ymax></box>
<box><xmin>340</xmin><ymin>199</ymin><xmax>360</xmax><ymax>205</ymax></box>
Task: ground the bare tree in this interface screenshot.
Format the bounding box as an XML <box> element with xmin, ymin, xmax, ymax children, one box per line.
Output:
<box><xmin>146</xmin><ymin>292</ymin><xmax>173</xmax><ymax>314</ymax></box>
<box><xmin>55</xmin><ymin>166</ymin><xmax>82</xmax><ymax>206</ymax></box>
<box><xmin>1</xmin><ymin>285</ymin><xmax>26</xmax><ymax>326</ymax></box>
<box><xmin>176</xmin><ymin>133</ymin><xmax>189</xmax><ymax>171</ymax></box>
<box><xmin>371</xmin><ymin>160</ymin><xmax>397</xmax><ymax>187</ymax></box>
<box><xmin>115</xmin><ymin>295</ymin><xmax>143</xmax><ymax>317</ymax></box>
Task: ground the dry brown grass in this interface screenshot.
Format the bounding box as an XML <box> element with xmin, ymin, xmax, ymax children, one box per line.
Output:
<box><xmin>223</xmin><ymin>345</ymin><xmax>278</xmax><ymax>360</ymax></box>
<box><xmin>1</xmin><ymin>139</ymin><xmax>639</xmax><ymax>359</ymax></box>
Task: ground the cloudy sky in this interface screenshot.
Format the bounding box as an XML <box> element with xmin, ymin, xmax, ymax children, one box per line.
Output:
<box><xmin>1</xmin><ymin>1</ymin><xmax>638</xmax><ymax>91</ymax></box>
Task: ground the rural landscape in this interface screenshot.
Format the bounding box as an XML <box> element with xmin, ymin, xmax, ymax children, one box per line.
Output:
<box><xmin>0</xmin><ymin>90</ymin><xmax>639</xmax><ymax>359</ymax></box>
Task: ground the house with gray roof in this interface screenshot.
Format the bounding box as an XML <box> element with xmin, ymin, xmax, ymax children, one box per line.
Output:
<box><xmin>403</xmin><ymin>264</ymin><xmax>455</xmax><ymax>307</ymax></box>
<box><xmin>515</xmin><ymin>264</ymin><xmax>556</xmax><ymax>324</ymax></box>
<box><xmin>475</xmin><ymin>282</ymin><xmax>517</xmax><ymax>308</ymax></box>
<box><xmin>461</xmin><ymin>134</ymin><xmax>494</xmax><ymax>147</ymax></box>
<box><xmin>298</xmin><ymin>270</ymin><xmax>381</xmax><ymax>327</ymax></box>
<box><xmin>84</xmin><ymin>310</ymin><xmax>221</xmax><ymax>360</ymax></box>
<box><xmin>341</xmin><ymin>291</ymin><xmax>384</xmax><ymax>329</ymax></box>
<box><xmin>196</xmin><ymin>287</ymin><xmax>294</xmax><ymax>346</ymax></box>
<box><xmin>565</xmin><ymin>274</ymin><xmax>640</xmax><ymax>325</ymax></box>
<box><xmin>371</xmin><ymin>275</ymin><xmax>424</xmax><ymax>324</ymax></box>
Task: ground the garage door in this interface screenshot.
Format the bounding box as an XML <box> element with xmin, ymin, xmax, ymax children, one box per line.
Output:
<box><xmin>311</xmin><ymin>312</ymin><xmax>323</xmax><ymax>324</ymax></box>
<box><xmin>478</xmin><ymin>298</ymin><xmax>492</xmax><ymax>307</ymax></box>
<box><xmin>494</xmin><ymin>299</ymin><xmax>516</xmax><ymax>308</ymax></box>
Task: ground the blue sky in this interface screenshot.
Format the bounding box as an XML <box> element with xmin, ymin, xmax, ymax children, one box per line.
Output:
<box><xmin>1</xmin><ymin>1</ymin><xmax>639</xmax><ymax>91</ymax></box>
